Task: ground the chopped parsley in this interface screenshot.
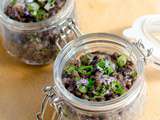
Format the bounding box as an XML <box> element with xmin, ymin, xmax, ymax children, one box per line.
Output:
<box><xmin>97</xmin><ymin>59</ymin><xmax>113</xmax><ymax>75</ymax></box>
<box><xmin>78</xmin><ymin>66</ymin><xmax>93</xmax><ymax>76</ymax></box>
<box><xmin>111</xmin><ymin>80</ymin><xmax>126</xmax><ymax>95</ymax></box>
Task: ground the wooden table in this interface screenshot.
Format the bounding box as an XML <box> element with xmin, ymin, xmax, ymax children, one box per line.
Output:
<box><xmin>0</xmin><ymin>0</ymin><xmax>160</xmax><ymax>120</ymax></box>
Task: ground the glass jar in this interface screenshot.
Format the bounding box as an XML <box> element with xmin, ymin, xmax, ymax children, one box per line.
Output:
<box><xmin>37</xmin><ymin>33</ymin><xmax>147</xmax><ymax>120</ymax></box>
<box><xmin>0</xmin><ymin>0</ymin><xmax>78</xmax><ymax>65</ymax></box>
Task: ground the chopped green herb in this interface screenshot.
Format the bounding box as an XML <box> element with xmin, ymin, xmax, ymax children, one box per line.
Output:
<box><xmin>94</xmin><ymin>85</ymin><xmax>108</xmax><ymax>98</ymax></box>
<box><xmin>97</xmin><ymin>59</ymin><xmax>105</xmax><ymax>69</ymax></box>
<box><xmin>131</xmin><ymin>70</ymin><xmax>137</xmax><ymax>79</ymax></box>
<box><xmin>75</xmin><ymin>77</ymin><xmax>81</xmax><ymax>81</ymax></box>
<box><xmin>65</xmin><ymin>65</ymin><xmax>77</xmax><ymax>74</ymax></box>
<box><xmin>104</xmin><ymin>67</ymin><xmax>113</xmax><ymax>75</ymax></box>
<box><xmin>36</xmin><ymin>9</ymin><xmax>48</xmax><ymax>21</ymax></box>
<box><xmin>78</xmin><ymin>66</ymin><xmax>93</xmax><ymax>75</ymax></box>
<box><xmin>44</xmin><ymin>0</ymin><xmax>56</xmax><ymax>11</ymax></box>
<box><xmin>87</xmin><ymin>78</ymin><xmax>94</xmax><ymax>90</ymax></box>
<box><xmin>27</xmin><ymin>2</ymin><xmax>40</xmax><ymax>16</ymax></box>
<box><xmin>117</xmin><ymin>55</ymin><xmax>127</xmax><ymax>68</ymax></box>
<box><xmin>79</xmin><ymin>85</ymin><xmax>87</xmax><ymax>94</ymax></box>
<box><xmin>99</xmin><ymin>85</ymin><xmax>108</xmax><ymax>96</ymax></box>
<box><xmin>97</xmin><ymin>59</ymin><xmax>113</xmax><ymax>75</ymax></box>
<box><xmin>48</xmin><ymin>0</ymin><xmax>56</xmax><ymax>5</ymax></box>
<box><xmin>11</xmin><ymin>0</ymin><xmax>17</xmax><ymax>5</ymax></box>
<box><xmin>111</xmin><ymin>81</ymin><xmax>125</xmax><ymax>95</ymax></box>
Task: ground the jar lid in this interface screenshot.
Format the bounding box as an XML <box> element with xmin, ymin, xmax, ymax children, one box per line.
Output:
<box><xmin>123</xmin><ymin>15</ymin><xmax>160</xmax><ymax>69</ymax></box>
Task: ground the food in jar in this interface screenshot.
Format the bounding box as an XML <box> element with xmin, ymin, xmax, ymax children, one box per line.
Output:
<box><xmin>5</xmin><ymin>0</ymin><xmax>66</xmax><ymax>22</ymax></box>
<box><xmin>61</xmin><ymin>51</ymin><xmax>140</xmax><ymax>120</ymax></box>
<box><xmin>3</xmin><ymin>0</ymin><xmax>74</xmax><ymax>65</ymax></box>
<box><xmin>4</xmin><ymin>28</ymin><xmax>61</xmax><ymax>64</ymax></box>
<box><xmin>62</xmin><ymin>52</ymin><xmax>138</xmax><ymax>101</ymax></box>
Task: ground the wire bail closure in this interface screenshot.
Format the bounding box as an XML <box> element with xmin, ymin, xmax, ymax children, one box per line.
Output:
<box><xmin>56</xmin><ymin>18</ymin><xmax>82</xmax><ymax>50</ymax></box>
<box><xmin>37</xmin><ymin>18</ymin><xmax>82</xmax><ymax>120</ymax></box>
<box><xmin>133</xmin><ymin>39</ymin><xmax>153</xmax><ymax>63</ymax></box>
<box><xmin>36</xmin><ymin>85</ymin><xmax>63</xmax><ymax>120</ymax></box>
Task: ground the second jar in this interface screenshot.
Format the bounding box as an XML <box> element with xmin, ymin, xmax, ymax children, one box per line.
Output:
<box><xmin>0</xmin><ymin>0</ymin><xmax>77</xmax><ymax>65</ymax></box>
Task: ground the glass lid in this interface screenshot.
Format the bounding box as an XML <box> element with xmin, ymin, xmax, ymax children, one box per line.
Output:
<box><xmin>123</xmin><ymin>15</ymin><xmax>160</xmax><ymax>69</ymax></box>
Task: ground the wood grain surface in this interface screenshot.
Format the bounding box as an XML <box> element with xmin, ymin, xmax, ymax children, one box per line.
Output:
<box><xmin>0</xmin><ymin>0</ymin><xmax>160</xmax><ymax>120</ymax></box>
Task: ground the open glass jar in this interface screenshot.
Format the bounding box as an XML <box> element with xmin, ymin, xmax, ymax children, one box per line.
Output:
<box><xmin>37</xmin><ymin>33</ymin><xmax>148</xmax><ymax>120</ymax></box>
<box><xmin>0</xmin><ymin>0</ymin><xmax>78</xmax><ymax>65</ymax></box>
<box><xmin>37</xmin><ymin>15</ymin><xmax>160</xmax><ymax>120</ymax></box>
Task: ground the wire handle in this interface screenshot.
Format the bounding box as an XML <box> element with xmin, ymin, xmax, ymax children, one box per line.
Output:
<box><xmin>133</xmin><ymin>40</ymin><xmax>153</xmax><ymax>63</ymax></box>
<box><xmin>56</xmin><ymin>18</ymin><xmax>82</xmax><ymax>50</ymax></box>
<box><xmin>36</xmin><ymin>86</ymin><xmax>63</xmax><ymax>120</ymax></box>
<box><xmin>37</xmin><ymin>18</ymin><xmax>81</xmax><ymax>120</ymax></box>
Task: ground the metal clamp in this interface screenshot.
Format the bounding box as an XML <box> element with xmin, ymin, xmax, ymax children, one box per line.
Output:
<box><xmin>56</xmin><ymin>18</ymin><xmax>82</xmax><ymax>50</ymax></box>
<box><xmin>36</xmin><ymin>86</ymin><xmax>63</xmax><ymax>120</ymax></box>
<box><xmin>133</xmin><ymin>39</ymin><xmax>153</xmax><ymax>63</ymax></box>
<box><xmin>37</xmin><ymin>18</ymin><xmax>81</xmax><ymax>120</ymax></box>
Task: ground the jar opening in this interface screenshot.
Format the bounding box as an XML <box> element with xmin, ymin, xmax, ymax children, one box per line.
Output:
<box><xmin>0</xmin><ymin>0</ymin><xmax>74</xmax><ymax>31</ymax></box>
<box><xmin>54</xmin><ymin>33</ymin><xmax>145</xmax><ymax>112</ymax></box>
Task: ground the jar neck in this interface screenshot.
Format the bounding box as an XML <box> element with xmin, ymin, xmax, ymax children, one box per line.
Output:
<box><xmin>54</xmin><ymin>33</ymin><xmax>145</xmax><ymax>112</ymax></box>
<box><xmin>0</xmin><ymin>0</ymin><xmax>74</xmax><ymax>31</ymax></box>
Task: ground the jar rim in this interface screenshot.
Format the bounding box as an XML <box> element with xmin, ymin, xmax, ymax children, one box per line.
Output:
<box><xmin>54</xmin><ymin>33</ymin><xmax>145</xmax><ymax>112</ymax></box>
<box><xmin>0</xmin><ymin>0</ymin><xmax>74</xmax><ymax>31</ymax></box>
